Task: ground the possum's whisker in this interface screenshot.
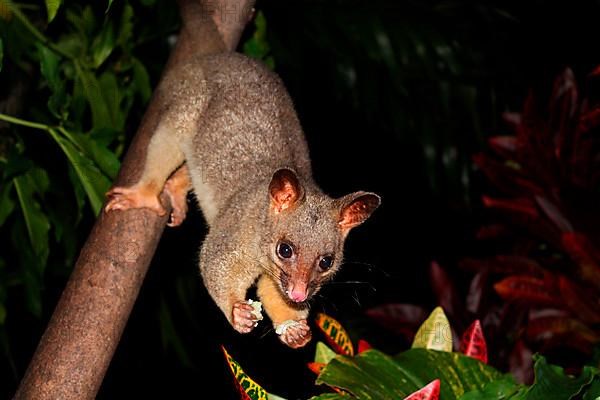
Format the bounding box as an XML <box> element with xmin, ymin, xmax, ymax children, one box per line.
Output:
<box><xmin>340</xmin><ymin>261</ymin><xmax>389</xmax><ymax>277</ymax></box>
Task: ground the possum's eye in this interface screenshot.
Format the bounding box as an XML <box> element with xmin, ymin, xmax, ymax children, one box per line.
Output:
<box><xmin>277</xmin><ymin>241</ymin><xmax>294</xmax><ymax>259</ymax></box>
<box><xmin>318</xmin><ymin>256</ymin><xmax>334</xmax><ymax>271</ymax></box>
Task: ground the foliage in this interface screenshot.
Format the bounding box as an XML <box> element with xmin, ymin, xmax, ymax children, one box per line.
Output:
<box><xmin>365</xmin><ymin>68</ymin><xmax>600</xmax><ymax>380</ymax></box>
<box><xmin>225</xmin><ymin>310</ymin><xmax>600</xmax><ymax>400</ymax></box>
<box><xmin>0</xmin><ymin>0</ymin><xmax>160</xmax><ymax>371</ymax></box>
<box><xmin>0</xmin><ymin>0</ymin><xmax>269</xmax><ymax>388</ymax></box>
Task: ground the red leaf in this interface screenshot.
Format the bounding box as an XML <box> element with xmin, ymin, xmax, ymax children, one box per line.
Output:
<box><xmin>558</xmin><ymin>276</ymin><xmax>600</xmax><ymax>323</ymax></box>
<box><xmin>526</xmin><ymin>315</ymin><xmax>600</xmax><ymax>345</ymax></box>
<box><xmin>429</xmin><ymin>261</ymin><xmax>461</xmax><ymax>318</ymax></box>
<box><xmin>482</xmin><ymin>196</ymin><xmax>539</xmax><ymax>218</ymax></box>
<box><xmin>475</xmin><ymin>224</ymin><xmax>511</xmax><ymax>240</ymax></box>
<box><xmin>459</xmin><ymin>320</ymin><xmax>488</xmax><ymax>363</ymax></box>
<box><xmin>404</xmin><ymin>379</ymin><xmax>440</xmax><ymax>400</ymax></box>
<box><xmin>357</xmin><ymin>339</ymin><xmax>372</xmax><ymax>353</ymax></box>
<box><xmin>549</xmin><ymin>68</ymin><xmax>578</xmax><ymax>162</ymax></box>
<box><xmin>561</xmin><ymin>232</ymin><xmax>600</xmax><ymax>289</ymax></box>
<box><xmin>460</xmin><ymin>255</ymin><xmax>545</xmax><ymax>277</ymax></box>
<box><xmin>493</xmin><ymin>275</ymin><xmax>560</xmax><ymax>306</ymax></box>
<box><xmin>307</xmin><ymin>362</ymin><xmax>325</xmax><ymax>375</ymax></box>
<box><xmin>488</xmin><ymin>136</ymin><xmax>517</xmax><ymax>158</ymax></box>
<box><xmin>366</xmin><ymin>304</ymin><xmax>428</xmax><ymax>339</ymax></box>
<box><xmin>535</xmin><ymin>196</ymin><xmax>573</xmax><ymax>232</ymax></box>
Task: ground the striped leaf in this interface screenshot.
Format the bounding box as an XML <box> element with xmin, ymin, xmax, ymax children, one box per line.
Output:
<box><xmin>315</xmin><ymin>313</ymin><xmax>354</xmax><ymax>356</ymax></box>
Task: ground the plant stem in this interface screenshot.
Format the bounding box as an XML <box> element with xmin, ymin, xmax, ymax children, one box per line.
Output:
<box><xmin>0</xmin><ymin>113</ymin><xmax>50</xmax><ymax>131</ymax></box>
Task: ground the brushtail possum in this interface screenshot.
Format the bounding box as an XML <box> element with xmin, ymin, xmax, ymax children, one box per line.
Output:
<box><xmin>105</xmin><ymin>28</ymin><xmax>380</xmax><ymax>349</ymax></box>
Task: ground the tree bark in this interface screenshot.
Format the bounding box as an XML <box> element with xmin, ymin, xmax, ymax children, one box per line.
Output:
<box><xmin>13</xmin><ymin>1</ymin><xmax>255</xmax><ymax>399</ymax></box>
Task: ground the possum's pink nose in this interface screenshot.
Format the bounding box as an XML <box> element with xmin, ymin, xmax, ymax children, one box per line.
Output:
<box><xmin>288</xmin><ymin>284</ymin><xmax>308</xmax><ymax>302</ymax></box>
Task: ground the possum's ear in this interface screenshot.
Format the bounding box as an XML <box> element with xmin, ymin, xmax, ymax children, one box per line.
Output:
<box><xmin>337</xmin><ymin>192</ymin><xmax>381</xmax><ymax>232</ymax></box>
<box><xmin>269</xmin><ymin>169</ymin><xmax>304</xmax><ymax>214</ymax></box>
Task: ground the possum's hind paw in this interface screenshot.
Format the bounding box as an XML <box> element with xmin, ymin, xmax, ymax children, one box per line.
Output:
<box><xmin>105</xmin><ymin>185</ymin><xmax>167</xmax><ymax>216</ymax></box>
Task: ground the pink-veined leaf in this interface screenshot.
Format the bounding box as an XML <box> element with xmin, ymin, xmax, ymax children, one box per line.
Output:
<box><xmin>459</xmin><ymin>320</ymin><xmax>488</xmax><ymax>364</ymax></box>
<box><xmin>404</xmin><ymin>379</ymin><xmax>440</xmax><ymax>400</ymax></box>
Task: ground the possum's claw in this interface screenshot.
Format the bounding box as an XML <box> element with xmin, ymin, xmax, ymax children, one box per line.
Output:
<box><xmin>105</xmin><ymin>185</ymin><xmax>167</xmax><ymax>216</ymax></box>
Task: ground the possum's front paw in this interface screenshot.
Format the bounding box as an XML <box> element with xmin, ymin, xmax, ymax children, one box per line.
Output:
<box><xmin>232</xmin><ymin>301</ymin><xmax>261</xmax><ymax>334</ymax></box>
<box><xmin>105</xmin><ymin>185</ymin><xmax>167</xmax><ymax>216</ymax></box>
<box><xmin>276</xmin><ymin>319</ymin><xmax>312</xmax><ymax>349</ymax></box>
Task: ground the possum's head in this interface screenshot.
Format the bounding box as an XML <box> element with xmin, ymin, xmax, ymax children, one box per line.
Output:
<box><xmin>264</xmin><ymin>168</ymin><xmax>380</xmax><ymax>304</ymax></box>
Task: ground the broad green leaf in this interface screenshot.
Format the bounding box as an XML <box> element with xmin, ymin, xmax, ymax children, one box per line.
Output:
<box><xmin>45</xmin><ymin>0</ymin><xmax>62</xmax><ymax>22</ymax></box>
<box><xmin>0</xmin><ymin>181</ymin><xmax>15</xmax><ymax>227</ymax></box>
<box><xmin>315</xmin><ymin>341</ymin><xmax>338</xmax><ymax>364</ymax></box>
<box><xmin>412</xmin><ymin>307</ymin><xmax>452</xmax><ymax>352</ymax></box>
<box><xmin>60</xmin><ymin>128</ymin><xmax>120</xmax><ymax>179</ymax></box>
<box><xmin>309</xmin><ymin>395</ymin><xmax>347</xmax><ymax>400</ymax></box>
<box><xmin>317</xmin><ymin>349</ymin><xmax>503</xmax><ymax>400</ymax></box>
<box><xmin>38</xmin><ymin>44</ymin><xmax>70</xmax><ymax>120</ymax></box>
<box><xmin>13</xmin><ymin>170</ymin><xmax>50</xmax><ymax>263</ymax></box>
<box><xmin>91</xmin><ymin>19</ymin><xmax>116</xmax><ymax>68</ymax></box>
<box><xmin>117</xmin><ymin>3</ymin><xmax>134</xmax><ymax>49</ymax></box>
<box><xmin>67</xmin><ymin>164</ymin><xmax>85</xmax><ymax>223</ymax></box>
<box><xmin>131</xmin><ymin>58</ymin><xmax>151</xmax><ymax>103</ymax></box>
<box><xmin>521</xmin><ymin>355</ymin><xmax>599</xmax><ymax>400</ymax></box>
<box><xmin>460</xmin><ymin>376</ymin><xmax>523</xmax><ymax>400</ymax></box>
<box><xmin>74</xmin><ymin>61</ymin><xmax>113</xmax><ymax>129</ymax></box>
<box><xmin>222</xmin><ymin>346</ymin><xmax>269</xmax><ymax>400</ymax></box>
<box><xmin>315</xmin><ymin>313</ymin><xmax>354</xmax><ymax>356</ymax></box>
<box><xmin>48</xmin><ymin>129</ymin><xmax>111</xmax><ymax>215</ymax></box>
<box><xmin>583</xmin><ymin>379</ymin><xmax>600</xmax><ymax>400</ymax></box>
<box><xmin>99</xmin><ymin>72</ymin><xmax>123</xmax><ymax>130</ymax></box>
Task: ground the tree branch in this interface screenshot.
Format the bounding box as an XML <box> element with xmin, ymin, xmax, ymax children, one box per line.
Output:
<box><xmin>13</xmin><ymin>1</ymin><xmax>255</xmax><ymax>398</ymax></box>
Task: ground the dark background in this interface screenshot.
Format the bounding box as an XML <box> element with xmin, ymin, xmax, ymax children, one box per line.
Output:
<box><xmin>2</xmin><ymin>1</ymin><xmax>600</xmax><ymax>399</ymax></box>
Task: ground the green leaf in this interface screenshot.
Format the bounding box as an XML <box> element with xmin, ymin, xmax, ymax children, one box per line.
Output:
<box><xmin>243</xmin><ymin>11</ymin><xmax>274</xmax><ymax>69</ymax></box>
<box><xmin>131</xmin><ymin>58</ymin><xmax>151</xmax><ymax>103</ymax></box>
<box><xmin>267</xmin><ymin>394</ymin><xmax>288</xmax><ymax>400</ymax></box>
<box><xmin>117</xmin><ymin>3</ymin><xmax>134</xmax><ymax>49</ymax></box>
<box><xmin>522</xmin><ymin>355</ymin><xmax>599</xmax><ymax>400</ymax></box>
<box><xmin>309</xmin><ymin>395</ymin><xmax>347</xmax><ymax>400</ymax></box>
<box><xmin>45</xmin><ymin>0</ymin><xmax>62</xmax><ymax>23</ymax></box>
<box><xmin>412</xmin><ymin>307</ymin><xmax>453</xmax><ymax>352</ymax></box>
<box><xmin>74</xmin><ymin>61</ymin><xmax>113</xmax><ymax>129</ymax></box>
<box><xmin>315</xmin><ymin>342</ymin><xmax>338</xmax><ymax>364</ymax></box>
<box><xmin>60</xmin><ymin>127</ymin><xmax>120</xmax><ymax>179</ymax></box>
<box><xmin>91</xmin><ymin>19</ymin><xmax>116</xmax><ymax>68</ymax></box>
<box><xmin>106</xmin><ymin>0</ymin><xmax>115</xmax><ymax>13</ymax></box>
<box><xmin>460</xmin><ymin>376</ymin><xmax>523</xmax><ymax>400</ymax></box>
<box><xmin>38</xmin><ymin>44</ymin><xmax>70</xmax><ymax>120</ymax></box>
<box><xmin>48</xmin><ymin>129</ymin><xmax>111</xmax><ymax>215</ymax></box>
<box><xmin>583</xmin><ymin>379</ymin><xmax>600</xmax><ymax>400</ymax></box>
<box><xmin>317</xmin><ymin>349</ymin><xmax>503</xmax><ymax>400</ymax></box>
<box><xmin>99</xmin><ymin>72</ymin><xmax>123</xmax><ymax>130</ymax></box>
<box><xmin>13</xmin><ymin>170</ymin><xmax>50</xmax><ymax>263</ymax></box>
<box><xmin>0</xmin><ymin>181</ymin><xmax>15</xmax><ymax>227</ymax></box>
